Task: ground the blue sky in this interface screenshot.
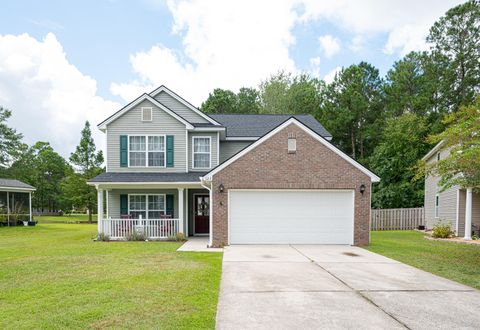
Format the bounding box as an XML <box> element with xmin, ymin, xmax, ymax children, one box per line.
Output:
<box><xmin>0</xmin><ymin>0</ymin><xmax>464</xmax><ymax>156</ymax></box>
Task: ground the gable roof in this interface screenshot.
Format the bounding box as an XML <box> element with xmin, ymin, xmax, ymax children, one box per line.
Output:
<box><xmin>201</xmin><ymin>117</ymin><xmax>380</xmax><ymax>182</ymax></box>
<box><xmin>421</xmin><ymin>140</ymin><xmax>445</xmax><ymax>161</ymax></box>
<box><xmin>209</xmin><ymin>114</ymin><xmax>332</xmax><ymax>140</ymax></box>
<box><xmin>97</xmin><ymin>93</ymin><xmax>194</xmax><ymax>130</ymax></box>
<box><xmin>149</xmin><ymin>85</ymin><xmax>221</xmax><ymax>126</ymax></box>
<box><xmin>0</xmin><ymin>178</ymin><xmax>36</xmax><ymax>191</ymax></box>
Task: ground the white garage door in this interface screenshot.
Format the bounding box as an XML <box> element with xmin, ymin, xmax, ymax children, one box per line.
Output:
<box><xmin>229</xmin><ymin>190</ymin><xmax>354</xmax><ymax>244</ymax></box>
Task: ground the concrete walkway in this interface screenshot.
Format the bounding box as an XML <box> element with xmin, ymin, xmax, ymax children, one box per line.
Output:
<box><xmin>177</xmin><ymin>237</ymin><xmax>223</xmax><ymax>252</ymax></box>
<box><xmin>216</xmin><ymin>245</ymin><xmax>480</xmax><ymax>330</ymax></box>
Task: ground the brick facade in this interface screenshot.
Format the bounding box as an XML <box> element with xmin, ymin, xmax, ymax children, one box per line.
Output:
<box><xmin>210</xmin><ymin>123</ymin><xmax>372</xmax><ymax>247</ymax></box>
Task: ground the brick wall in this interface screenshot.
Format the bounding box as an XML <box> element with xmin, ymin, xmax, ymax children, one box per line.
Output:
<box><xmin>211</xmin><ymin>123</ymin><xmax>372</xmax><ymax>247</ymax></box>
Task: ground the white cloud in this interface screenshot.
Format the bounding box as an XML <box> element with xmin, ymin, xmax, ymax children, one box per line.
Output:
<box><xmin>308</xmin><ymin>56</ymin><xmax>321</xmax><ymax>77</ymax></box>
<box><xmin>318</xmin><ymin>35</ymin><xmax>341</xmax><ymax>58</ymax></box>
<box><xmin>349</xmin><ymin>35</ymin><xmax>366</xmax><ymax>53</ymax></box>
<box><xmin>0</xmin><ymin>33</ymin><xmax>119</xmax><ymax>157</ymax></box>
<box><xmin>111</xmin><ymin>0</ymin><xmax>298</xmax><ymax>105</ymax></box>
<box><xmin>300</xmin><ymin>0</ymin><xmax>463</xmax><ymax>56</ymax></box>
<box><xmin>323</xmin><ymin>66</ymin><xmax>342</xmax><ymax>84</ymax></box>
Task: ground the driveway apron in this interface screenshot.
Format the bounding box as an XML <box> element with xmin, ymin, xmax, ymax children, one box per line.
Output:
<box><xmin>216</xmin><ymin>245</ymin><xmax>480</xmax><ymax>330</ymax></box>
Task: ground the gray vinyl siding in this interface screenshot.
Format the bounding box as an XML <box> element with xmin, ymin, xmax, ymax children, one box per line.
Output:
<box><xmin>188</xmin><ymin>132</ymin><xmax>219</xmax><ymax>172</ymax></box>
<box><xmin>154</xmin><ymin>91</ymin><xmax>209</xmax><ymax>124</ymax></box>
<box><xmin>424</xmin><ymin>147</ymin><xmax>458</xmax><ymax>230</ymax></box>
<box><xmin>219</xmin><ymin>141</ymin><xmax>252</xmax><ymax>163</ymax></box>
<box><xmin>106</xmin><ymin>100</ymin><xmax>187</xmax><ymax>172</ymax></box>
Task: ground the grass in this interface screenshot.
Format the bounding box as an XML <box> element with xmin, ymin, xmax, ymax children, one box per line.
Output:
<box><xmin>0</xmin><ymin>223</ymin><xmax>222</xmax><ymax>329</ymax></box>
<box><xmin>366</xmin><ymin>230</ymin><xmax>480</xmax><ymax>290</ymax></box>
<box><xmin>36</xmin><ymin>214</ymin><xmax>97</xmax><ymax>223</ymax></box>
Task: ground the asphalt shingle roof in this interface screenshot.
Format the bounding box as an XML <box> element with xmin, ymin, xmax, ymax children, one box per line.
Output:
<box><xmin>208</xmin><ymin>114</ymin><xmax>332</xmax><ymax>138</ymax></box>
<box><xmin>89</xmin><ymin>172</ymin><xmax>205</xmax><ymax>183</ymax></box>
<box><xmin>0</xmin><ymin>178</ymin><xmax>35</xmax><ymax>190</ymax></box>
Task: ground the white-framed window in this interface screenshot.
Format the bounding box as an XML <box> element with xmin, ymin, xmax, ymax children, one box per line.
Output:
<box><xmin>141</xmin><ymin>107</ymin><xmax>152</xmax><ymax>121</ymax></box>
<box><xmin>288</xmin><ymin>138</ymin><xmax>297</xmax><ymax>153</ymax></box>
<box><xmin>192</xmin><ymin>136</ymin><xmax>211</xmax><ymax>169</ymax></box>
<box><xmin>435</xmin><ymin>194</ymin><xmax>439</xmax><ymax>218</ymax></box>
<box><xmin>128</xmin><ymin>194</ymin><xmax>165</xmax><ymax>219</ymax></box>
<box><xmin>129</xmin><ymin>135</ymin><xmax>165</xmax><ymax>167</ymax></box>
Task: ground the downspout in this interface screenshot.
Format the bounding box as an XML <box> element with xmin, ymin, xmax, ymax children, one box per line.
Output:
<box><xmin>200</xmin><ymin>176</ymin><xmax>213</xmax><ymax>247</ymax></box>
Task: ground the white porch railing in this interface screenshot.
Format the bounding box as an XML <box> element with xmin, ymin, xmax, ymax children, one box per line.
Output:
<box><xmin>101</xmin><ymin>218</ymin><xmax>180</xmax><ymax>240</ymax></box>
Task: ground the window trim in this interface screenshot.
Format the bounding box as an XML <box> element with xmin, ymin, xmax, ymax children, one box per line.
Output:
<box><xmin>128</xmin><ymin>134</ymin><xmax>166</xmax><ymax>168</ymax></box>
<box><xmin>141</xmin><ymin>107</ymin><xmax>153</xmax><ymax>122</ymax></box>
<box><xmin>435</xmin><ymin>193</ymin><xmax>439</xmax><ymax>218</ymax></box>
<box><xmin>127</xmin><ymin>193</ymin><xmax>166</xmax><ymax>219</ymax></box>
<box><xmin>192</xmin><ymin>136</ymin><xmax>212</xmax><ymax>170</ymax></box>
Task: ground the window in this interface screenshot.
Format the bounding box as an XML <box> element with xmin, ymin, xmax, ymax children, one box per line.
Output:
<box><xmin>148</xmin><ymin>195</ymin><xmax>165</xmax><ymax>219</ymax></box>
<box><xmin>129</xmin><ymin>195</ymin><xmax>146</xmax><ymax>219</ymax></box>
<box><xmin>129</xmin><ymin>136</ymin><xmax>146</xmax><ymax>167</ymax></box>
<box><xmin>129</xmin><ymin>194</ymin><xmax>165</xmax><ymax>219</ymax></box>
<box><xmin>435</xmin><ymin>194</ymin><xmax>439</xmax><ymax>218</ymax></box>
<box><xmin>193</xmin><ymin>137</ymin><xmax>211</xmax><ymax>169</ymax></box>
<box><xmin>129</xmin><ymin>135</ymin><xmax>165</xmax><ymax>167</ymax></box>
<box><xmin>148</xmin><ymin>136</ymin><xmax>165</xmax><ymax>167</ymax></box>
<box><xmin>141</xmin><ymin>107</ymin><xmax>152</xmax><ymax>121</ymax></box>
<box><xmin>288</xmin><ymin>138</ymin><xmax>297</xmax><ymax>153</ymax></box>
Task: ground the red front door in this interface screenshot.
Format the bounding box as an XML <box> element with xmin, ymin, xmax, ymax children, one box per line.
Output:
<box><xmin>194</xmin><ymin>195</ymin><xmax>209</xmax><ymax>234</ymax></box>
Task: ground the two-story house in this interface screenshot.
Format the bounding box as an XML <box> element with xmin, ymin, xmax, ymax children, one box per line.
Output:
<box><xmin>89</xmin><ymin>86</ymin><xmax>380</xmax><ymax>247</ymax></box>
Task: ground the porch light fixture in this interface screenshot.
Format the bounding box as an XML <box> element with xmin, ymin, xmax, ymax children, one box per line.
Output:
<box><xmin>359</xmin><ymin>184</ymin><xmax>366</xmax><ymax>195</ymax></box>
<box><xmin>218</xmin><ymin>183</ymin><xmax>225</xmax><ymax>193</ymax></box>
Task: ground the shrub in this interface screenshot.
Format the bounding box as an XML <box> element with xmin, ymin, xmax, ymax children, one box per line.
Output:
<box><xmin>168</xmin><ymin>232</ymin><xmax>186</xmax><ymax>242</ymax></box>
<box><xmin>97</xmin><ymin>232</ymin><xmax>110</xmax><ymax>242</ymax></box>
<box><xmin>432</xmin><ymin>223</ymin><xmax>454</xmax><ymax>238</ymax></box>
<box><xmin>126</xmin><ymin>230</ymin><xmax>147</xmax><ymax>241</ymax></box>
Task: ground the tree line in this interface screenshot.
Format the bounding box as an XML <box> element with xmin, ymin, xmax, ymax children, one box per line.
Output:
<box><xmin>0</xmin><ymin>114</ymin><xmax>103</xmax><ymax>222</ymax></box>
<box><xmin>200</xmin><ymin>1</ymin><xmax>480</xmax><ymax>209</ymax></box>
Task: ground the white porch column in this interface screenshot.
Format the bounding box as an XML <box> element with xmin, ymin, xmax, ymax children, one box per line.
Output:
<box><xmin>97</xmin><ymin>187</ymin><xmax>104</xmax><ymax>234</ymax></box>
<box><xmin>178</xmin><ymin>188</ymin><xmax>184</xmax><ymax>234</ymax></box>
<box><xmin>464</xmin><ymin>187</ymin><xmax>472</xmax><ymax>240</ymax></box>
<box><xmin>29</xmin><ymin>192</ymin><xmax>32</xmax><ymax>222</ymax></box>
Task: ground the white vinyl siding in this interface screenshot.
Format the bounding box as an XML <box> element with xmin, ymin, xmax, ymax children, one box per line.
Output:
<box><xmin>153</xmin><ymin>90</ymin><xmax>209</xmax><ymax>123</ymax></box>
<box><xmin>106</xmin><ymin>100</ymin><xmax>186</xmax><ymax>172</ymax></box>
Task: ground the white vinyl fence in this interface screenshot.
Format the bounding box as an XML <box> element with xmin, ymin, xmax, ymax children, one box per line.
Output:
<box><xmin>371</xmin><ymin>207</ymin><xmax>424</xmax><ymax>231</ymax></box>
<box><xmin>101</xmin><ymin>218</ymin><xmax>180</xmax><ymax>240</ymax></box>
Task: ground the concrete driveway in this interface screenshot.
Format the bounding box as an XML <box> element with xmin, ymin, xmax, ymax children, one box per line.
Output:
<box><xmin>216</xmin><ymin>245</ymin><xmax>480</xmax><ymax>330</ymax></box>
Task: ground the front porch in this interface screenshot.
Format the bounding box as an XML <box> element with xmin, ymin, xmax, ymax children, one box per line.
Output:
<box><xmin>95</xmin><ymin>184</ymin><xmax>211</xmax><ymax>241</ymax></box>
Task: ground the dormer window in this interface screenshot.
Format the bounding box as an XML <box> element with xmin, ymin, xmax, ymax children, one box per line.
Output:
<box><xmin>141</xmin><ymin>107</ymin><xmax>152</xmax><ymax>121</ymax></box>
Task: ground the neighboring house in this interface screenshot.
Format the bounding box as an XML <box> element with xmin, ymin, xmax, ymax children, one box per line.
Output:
<box><xmin>423</xmin><ymin>141</ymin><xmax>479</xmax><ymax>239</ymax></box>
<box><xmin>89</xmin><ymin>85</ymin><xmax>380</xmax><ymax>247</ymax></box>
<box><xmin>0</xmin><ymin>178</ymin><xmax>35</xmax><ymax>226</ymax></box>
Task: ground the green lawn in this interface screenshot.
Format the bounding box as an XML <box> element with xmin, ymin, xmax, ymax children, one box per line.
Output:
<box><xmin>0</xmin><ymin>224</ymin><xmax>222</xmax><ymax>329</ymax></box>
<box><xmin>366</xmin><ymin>230</ymin><xmax>480</xmax><ymax>290</ymax></box>
<box><xmin>36</xmin><ymin>214</ymin><xmax>97</xmax><ymax>223</ymax></box>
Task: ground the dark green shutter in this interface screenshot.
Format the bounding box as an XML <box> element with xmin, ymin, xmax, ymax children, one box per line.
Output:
<box><xmin>120</xmin><ymin>194</ymin><xmax>128</xmax><ymax>216</ymax></box>
<box><xmin>166</xmin><ymin>135</ymin><xmax>174</xmax><ymax>168</ymax></box>
<box><xmin>120</xmin><ymin>135</ymin><xmax>128</xmax><ymax>167</ymax></box>
<box><xmin>166</xmin><ymin>194</ymin><xmax>174</xmax><ymax>217</ymax></box>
